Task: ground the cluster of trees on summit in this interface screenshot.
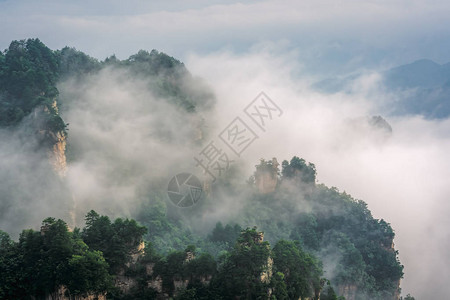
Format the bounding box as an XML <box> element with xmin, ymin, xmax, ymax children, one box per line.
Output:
<box><xmin>0</xmin><ymin>39</ymin><xmax>408</xmax><ymax>299</ymax></box>
<box><xmin>0</xmin><ymin>38</ymin><xmax>212</xmax><ymax>131</ymax></box>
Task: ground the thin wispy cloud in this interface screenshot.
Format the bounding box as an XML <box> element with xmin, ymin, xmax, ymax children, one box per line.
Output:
<box><xmin>1</xmin><ymin>0</ymin><xmax>450</xmax><ymax>68</ymax></box>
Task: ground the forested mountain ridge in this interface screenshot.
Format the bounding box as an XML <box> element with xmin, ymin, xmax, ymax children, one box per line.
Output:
<box><xmin>0</xmin><ymin>158</ymin><xmax>405</xmax><ymax>300</ymax></box>
<box><xmin>0</xmin><ymin>38</ymin><xmax>214</xmax><ymax>235</ymax></box>
<box><xmin>382</xmin><ymin>59</ymin><xmax>450</xmax><ymax>118</ymax></box>
<box><xmin>0</xmin><ymin>39</ymin><xmax>212</xmax><ymax>128</ymax></box>
<box><xmin>0</xmin><ymin>38</ymin><xmax>213</xmax><ymax>169</ymax></box>
<box><xmin>0</xmin><ymin>39</ymin><xmax>408</xmax><ymax>300</ymax></box>
<box><xmin>313</xmin><ymin>58</ymin><xmax>450</xmax><ymax>119</ymax></box>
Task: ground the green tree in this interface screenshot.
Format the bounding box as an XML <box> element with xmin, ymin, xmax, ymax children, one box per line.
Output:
<box><xmin>0</xmin><ymin>217</ymin><xmax>114</xmax><ymax>299</ymax></box>
<box><xmin>38</xmin><ymin>218</ymin><xmax>75</xmax><ymax>295</ymax></box>
<box><xmin>290</xmin><ymin>213</ymin><xmax>320</xmax><ymax>250</ymax></box>
<box><xmin>281</xmin><ymin>156</ymin><xmax>316</xmax><ymax>184</ymax></box>
<box><xmin>185</xmin><ymin>253</ymin><xmax>217</xmax><ymax>282</ymax></box>
<box><xmin>82</xmin><ymin>210</ymin><xmax>147</xmax><ymax>273</ymax></box>
<box><xmin>0</xmin><ymin>231</ymin><xmax>23</xmax><ymax>299</ymax></box>
<box><xmin>320</xmin><ymin>231</ymin><xmax>367</xmax><ymax>289</ymax></box>
<box><xmin>211</xmin><ymin>227</ymin><xmax>272</xmax><ymax>299</ymax></box>
<box><xmin>270</xmin><ymin>272</ymin><xmax>289</xmax><ymax>300</ymax></box>
<box><xmin>153</xmin><ymin>250</ymin><xmax>187</xmax><ymax>296</ymax></box>
<box><xmin>208</xmin><ymin>222</ymin><xmax>242</xmax><ymax>246</ymax></box>
<box><xmin>272</xmin><ymin>240</ymin><xmax>322</xmax><ymax>300</ymax></box>
<box><xmin>65</xmin><ymin>248</ymin><xmax>112</xmax><ymax>296</ymax></box>
<box><xmin>57</xmin><ymin>46</ymin><xmax>100</xmax><ymax>79</ymax></box>
<box><xmin>0</xmin><ymin>39</ymin><xmax>60</xmax><ymax>126</ymax></box>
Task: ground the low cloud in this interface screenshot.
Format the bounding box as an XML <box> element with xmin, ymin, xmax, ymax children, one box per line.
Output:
<box><xmin>186</xmin><ymin>49</ymin><xmax>450</xmax><ymax>298</ymax></box>
<box><xmin>0</xmin><ymin>41</ymin><xmax>448</xmax><ymax>298</ymax></box>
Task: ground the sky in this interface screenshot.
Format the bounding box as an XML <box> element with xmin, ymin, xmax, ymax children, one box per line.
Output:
<box><xmin>1</xmin><ymin>0</ymin><xmax>450</xmax><ymax>299</ymax></box>
<box><xmin>1</xmin><ymin>0</ymin><xmax>450</xmax><ymax>75</ymax></box>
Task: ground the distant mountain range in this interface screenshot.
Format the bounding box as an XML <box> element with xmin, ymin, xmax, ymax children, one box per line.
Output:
<box><xmin>314</xmin><ymin>59</ymin><xmax>450</xmax><ymax>119</ymax></box>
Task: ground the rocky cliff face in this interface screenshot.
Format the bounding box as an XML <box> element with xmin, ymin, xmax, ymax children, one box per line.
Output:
<box><xmin>35</xmin><ymin>99</ymin><xmax>67</xmax><ymax>177</ymax></box>
<box><xmin>49</xmin><ymin>130</ymin><xmax>67</xmax><ymax>177</ymax></box>
<box><xmin>338</xmin><ymin>284</ymin><xmax>358</xmax><ymax>300</ymax></box>
<box><xmin>44</xmin><ymin>286</ymin><xmax>106</xmax><ymax>300</ymax></box>
<box><xmin>48</xmin><ymin>100</ymin><xmax>67</xmax><ymax>177</ymax></box>
<box><xmin>255</xmin><ymin>171</ymin><xmax>278</xmax><ymax>194</ymax></box>
<box><xmin>388</xmin><ymin>241</ymin><xmax>401</xmax><ymax>300</ymax></box>
<box><xmin>336</xmin><ymin>237</ymin><xmax>401</xmax><ymax>300</ymax></box>
<box><xmin>255</xmin><ymin>158</ymin><xmax>279</xmax><ymax>194</ymax></box>
<box><xmin>260</xmin><ymin>256</ymin><xmax>273</xmax><ymax>284</ymax></box>
<box><xmin>250</xmin><ymin>232</ymin><xmax>273</xmax><ymax>284</ymax></box>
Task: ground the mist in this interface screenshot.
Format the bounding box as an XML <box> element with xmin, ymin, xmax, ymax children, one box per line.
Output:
<box><xmin>58</xmin><ymin>65</ymin><xmax>214</xmax><ymax>223</ymax></box>
<box><xmin>0</xmin><ymin>44</ymin><xmax>448</xmax><ymax>298</ymax></box>
<box><xmin>0</xmin><ymin>0</ymin><xmax>449</xmax><ymax>298</ymax></box>
<box><xmin>0</xmin><ymin>60</ymin><xmax>212</xmax><ymax>232</ymax></box>
<box><xmin>0</xmin><ymin>113</ymin><xmax>72</xmax><ymax>235</ymax></box>
<box><xmin>185</xmin><ymin>49</ymin><xmax>450</xmax><ymax>299</ymax></box>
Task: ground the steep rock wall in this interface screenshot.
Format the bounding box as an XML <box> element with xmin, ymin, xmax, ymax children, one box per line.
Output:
<box><xmin>44</xmin><ymin>286</ymin><xmax>106</xmax><ymax>300</ymax></box>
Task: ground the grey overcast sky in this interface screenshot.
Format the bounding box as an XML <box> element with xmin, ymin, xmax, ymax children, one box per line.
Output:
<box><xmin>1</xmin><ymin>0</ymin><xmax>450</xmax><ymax>74</ymax></box>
